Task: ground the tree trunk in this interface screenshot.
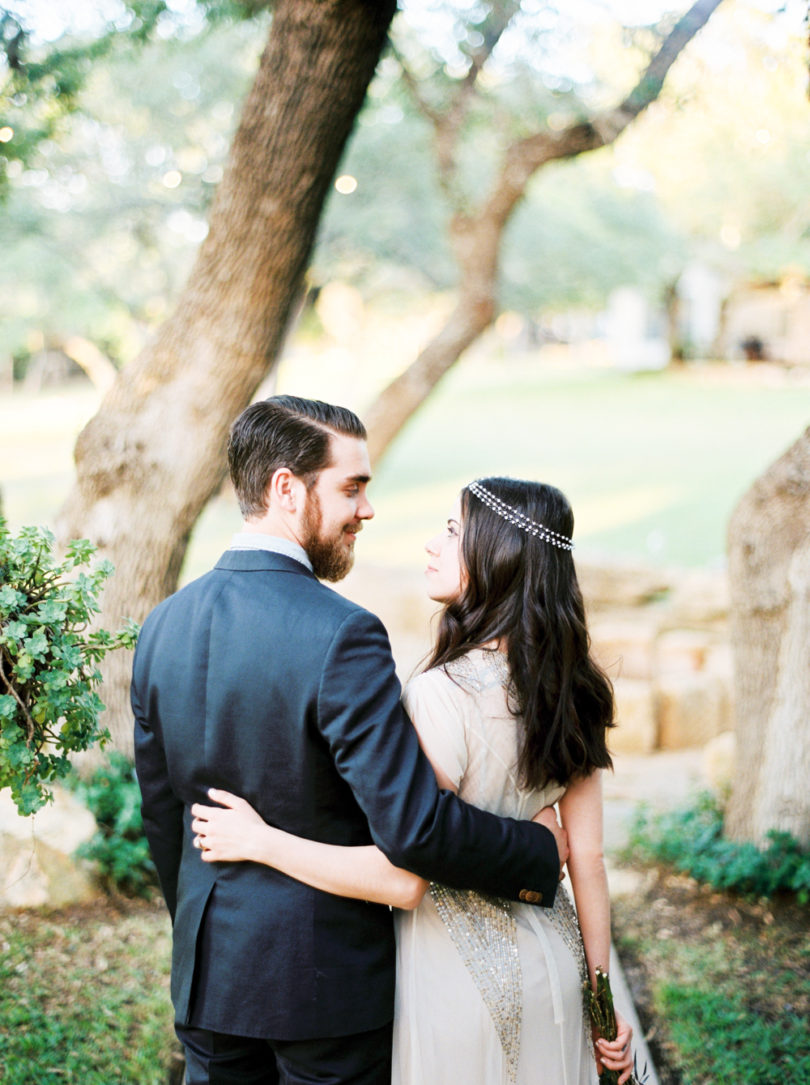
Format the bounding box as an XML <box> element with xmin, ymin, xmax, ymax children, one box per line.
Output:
<box><xmin>365</xmin><ymin>0</ymin><xmax>724</xmax><ymax>464</ymax></box>
<box><xmin>725</xmin><ymin>427</ymin><xmax>810</xmax><ymax>846</ymax></box>
<box><xmin>663</xmin><ymin>281</ymin><xmax>685</xmax><ymax>365</ymax></box>
<box><xmin>57</xmin><ymin>0</ymin><xmax>396</xmax><ymax>757</ymax></box>
<box><xmin>365</xmin><ymin>213</ymin><xmax>498</xmax><ymax>463</ymax></box>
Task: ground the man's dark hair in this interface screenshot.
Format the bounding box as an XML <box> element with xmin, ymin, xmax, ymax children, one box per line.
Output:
<box><xmin>228</xmin><ymin>395</ymin><xmax>367</xmax><ymax>518</ymax></box>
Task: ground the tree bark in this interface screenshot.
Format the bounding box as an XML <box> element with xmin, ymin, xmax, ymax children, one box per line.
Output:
<box><xmin>725</xmin><ymin>427</ymin><xmax>810</xmax><ymax>846</ymax></box>
<box><xmin>365</xmin><ymin>0</ymin><xmax>724</xmax><ymax>465</ymax></box>
<box><xmin>57</xmin><ymin>0</ymin><xmax>396</xmax><ymax>756</ymax></box>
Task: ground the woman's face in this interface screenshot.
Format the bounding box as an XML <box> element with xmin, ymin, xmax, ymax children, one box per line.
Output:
<box><xmin>424</xmin><ymin>496</ymin><xmax>467</xmax><ymax>603</ymax></box>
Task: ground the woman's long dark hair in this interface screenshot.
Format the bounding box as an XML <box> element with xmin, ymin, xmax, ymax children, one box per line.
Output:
<box><xmin>426</xmin><ymin>477</ymin><xmax>614</xmax><ymax>790</ymax></box>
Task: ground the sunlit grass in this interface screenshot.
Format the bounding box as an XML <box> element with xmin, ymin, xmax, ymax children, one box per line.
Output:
<box><xmin>2</xmin><ymin>351</ymin><xmax>809</xmax><ymax>577</ymax></box>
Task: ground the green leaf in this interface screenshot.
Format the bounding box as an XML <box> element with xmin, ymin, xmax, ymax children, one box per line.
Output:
<box><xmin>64</xmin><ymin>538</ymin><xmax>96</xmax><ymax>566</ymax></box>
<box><xmin>1</xmin><ymin>619</ymin><xmax>27</xmax><ymax>642</ymax></box>
<box><xmin>0</xmin><ymin>523</ymin><xmax>140</xmax><ymax>816</ymax></box>
<box><xmin>0</xmin><ymin>584</ymin><xmax>26</xmax><ymax>614</ymax></box>
<box><xmin>34</xmin><ymin>598</ymin><xmax>69</xmax><ymax>624</ymax></box>
<box><xmin>23</xmin><ymin>627</ymin><xmax>50</xmax><ymax>661</ymax></box>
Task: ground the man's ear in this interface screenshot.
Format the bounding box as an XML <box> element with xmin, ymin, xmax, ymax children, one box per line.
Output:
<box><xmin>267</xmin><ymin>467</ymin><xmax>304</xmax><ymax>513</ymax></box>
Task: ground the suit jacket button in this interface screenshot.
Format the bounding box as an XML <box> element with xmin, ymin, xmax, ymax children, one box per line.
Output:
<box><xmin>518</xmin><ymin>889</ymin><xmax>528</xmax><ymax>901</ymax></box>
<box><xmin>525</xmin><ymin>890</ymin><xmax>542</xmax><ymax>904</ymax></box>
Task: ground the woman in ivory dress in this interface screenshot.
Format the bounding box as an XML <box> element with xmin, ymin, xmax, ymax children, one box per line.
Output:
<box><xmin>191</xmin><ymin>477</ymin><xmax>635</xmax><ymax>1085</ymax></box>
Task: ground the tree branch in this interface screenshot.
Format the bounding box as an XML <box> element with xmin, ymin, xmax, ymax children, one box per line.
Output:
<box><xmin>388</xmin><ymin>40</ymin><xmax>442</xmax><ymax>126</ymax></box>
<box><xmin>458</xmin><ymin>0</ymin><xmax>523</xmax><ymax>95</ymax></box>
<box><xmin>364</xmin><ymin>0</ymin><xmax>727</xmax><ymax>466</ymax></box>
<box><xmin>487</xmin><ymin>0</ymin><xmax>724</xmax><ymax>226</ymax></box>
<box><xmin>391</xmin><ymin>42</ymin><xmax>463</xmax><ymax>206</ymax></box>
<box><xmin>619</xmin><ymin>0</ymin><xmax>725</xmax><ymax>120</ymax></box>
<box><xmin>393</xmin><ymin>2</ymin><xmax>523</xmax><ymax>213</ymax></box>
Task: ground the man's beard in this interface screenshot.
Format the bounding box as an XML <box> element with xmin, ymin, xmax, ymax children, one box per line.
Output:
<box><xmin>302</xmin><ymin>490</ymin><xmax>358</xmax><ymax>582</ymax></box>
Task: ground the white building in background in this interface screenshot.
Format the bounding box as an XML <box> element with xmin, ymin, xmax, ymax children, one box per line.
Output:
<box><xmin>602</xmin><ymin>264</ymin><xmax>810</xmax><ymax>370</ymax></box>
<box><xmin>676</xmin><ymin>263</ymin><xmax>728</xmax><ymax>358</ymax></box>
<box><xmin>604</xmin><ymin>286</ymin><xmax>669</xmax><ymax>371</ymax></box>
<box><xmin>529</xmin><ymin>262</ymin><xmax>810</xmax><ymax>370</ymax></box>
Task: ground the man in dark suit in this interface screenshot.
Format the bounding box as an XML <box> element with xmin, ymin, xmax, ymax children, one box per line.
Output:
<box><xmin>133</xmin><ymin>395</ymin><xmax>566</xmax><ymax>1085</ymax></box>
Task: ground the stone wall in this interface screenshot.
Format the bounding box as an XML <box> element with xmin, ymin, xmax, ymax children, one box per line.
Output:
<box><xmin>341</xmin><ymin>558</ymin><xmax>735</xmax><ymax>757</ymax></box>
<box><xmin>579</xmin><ymin>561</ymin><xmax>733</xmax><ymax>755</ymax></box>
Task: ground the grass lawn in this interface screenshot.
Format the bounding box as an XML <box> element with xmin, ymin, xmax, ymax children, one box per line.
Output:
<box><xmin>3</xmin><ymin>355</ymin><xmax>808</xmax><ymax>583</ymax></box>
<box><xmin>0</xmin><ymin>898</ymin><xmax>176</xmax><ymax>1085</ymax></box>
<box><xmin>1</xmin><ymin>874</ymin><xmax>807</xmax><ymax>1084</ymax></box>
<box><xmin>360</xmin><ymin>357</ymin><xmax>810</xmax><ymax>570</ymax></box>
<box><xmin>612</xmin><ymin>868</ymin><xmax>810</xmax><ymax>1084</ymax></box>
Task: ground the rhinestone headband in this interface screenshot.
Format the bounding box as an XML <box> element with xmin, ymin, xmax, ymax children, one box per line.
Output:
<box><xmin>467</xmin><ymin>481</ymin><xmax>574</xmax><ymax>551</ymax></box>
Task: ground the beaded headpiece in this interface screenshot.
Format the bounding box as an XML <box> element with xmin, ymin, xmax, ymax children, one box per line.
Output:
<box><xmin>467</xmin><ymin>481</ymin><xmax>574</xmax><ymax>551</ymax></box>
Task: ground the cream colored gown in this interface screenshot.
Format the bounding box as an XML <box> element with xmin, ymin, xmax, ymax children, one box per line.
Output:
<box><xmin>392</xmin><ymin>649</ymin><xmax>597</xmax><ymax>1085</ymax></box>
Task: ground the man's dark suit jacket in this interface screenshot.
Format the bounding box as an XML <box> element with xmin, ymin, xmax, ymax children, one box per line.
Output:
<box><xmin>132</xmin><ymin>548</ymin><xmax>558</xmax><ymax>1041</ymax></box>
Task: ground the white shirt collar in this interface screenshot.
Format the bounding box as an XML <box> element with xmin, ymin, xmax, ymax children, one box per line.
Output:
<box><xmin>228</xmin><ymin>532</ymin><xmax>312</xmax><ymax>572</ymax></box>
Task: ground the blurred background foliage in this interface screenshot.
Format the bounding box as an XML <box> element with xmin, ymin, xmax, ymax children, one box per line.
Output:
<box><xmin>1</xmin><ymin>0</ymin><xmax>808</xmax><ymax>375</ymax></box>
<box><xmin>1</xmin><ymin>0</ymin><xmax>809</xmax><ymax>572</ymax></box>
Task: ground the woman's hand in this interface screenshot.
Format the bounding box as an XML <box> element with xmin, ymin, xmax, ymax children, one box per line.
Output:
<box><xmin>532</xmin><ymin>805</ymin><xmax>569</xmax><ymax>877</ymax></box>
<box><xmin>190</xmin><ymin>789</ymin><xmax>267</xmax><ymax>863</ymax></box>
<box><xmin>594</xmin><ymin>1009</ymin><xmax>634</xmax><ymax>1085</ymax></box>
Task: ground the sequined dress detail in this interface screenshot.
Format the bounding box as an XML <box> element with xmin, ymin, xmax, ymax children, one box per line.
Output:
<box><xmin>392</xmin><ymin>649</ymin><xmax>596</xmax><ymax>1085</ymax></box>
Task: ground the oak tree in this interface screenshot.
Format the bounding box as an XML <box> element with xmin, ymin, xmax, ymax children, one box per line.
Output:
<box><xmin>54</xmin><ymin>0</ymin><xmax>396</xmax><ymax>753</ymax></box>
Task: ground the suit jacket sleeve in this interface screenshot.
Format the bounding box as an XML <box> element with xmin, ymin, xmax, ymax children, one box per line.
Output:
<box><xmin>317</xmin><ymin>609</ymin><xmax>560</xmax><ymax>906</ymax></box>
<box><xmin>131</xmin><ymin>654</ymin><xmax>184</xmax><ymax>921</ymax></box>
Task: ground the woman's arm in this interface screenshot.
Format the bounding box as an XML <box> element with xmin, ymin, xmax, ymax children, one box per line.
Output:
<box><xmin>191</xmin><ymin>790</ymin><xmax>428</xmax><ymax>910</ymax></box>
<box><xmin>188</xmin><ymin>673</ymin><xmax>467</xmax><ymax>911</ymax></box>
<box><xmin>558</xmin><ymin>770</ymin><xmax>610</xmax><ymax>988</ymax></box>
<box><xmin>559</xmin><ymin>770</ymin><xmax>634</xmax><ymax>1084</ymax></box>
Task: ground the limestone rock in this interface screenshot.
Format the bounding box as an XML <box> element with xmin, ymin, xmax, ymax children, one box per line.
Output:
<box><xmin>664</xmin><ymin>568</ymin><xmax>729</xmax><ymax>628</ymax></box>
<box><xmin>611</xmin><ymin>678</ymin><xmax>657</xmax><ymax>754</ymax></box>
<box><xmin>591</xmin><ymin>616</ymin><xmax>661</xmax><ymax>681</ymax></box>
<box><xmin>0</xmin><ymin>785</ymin><xmax>101</xmax><ymax>909</ymax></box>
<box><xmin>655</xmin><ymin>629</ymin><xmax>715</xmax><ymax>674</ymax></box>
<box><xmin>655</xmin><ymin>673</ymin><xmax>731</xmax><ymax>749</ymax></box>
<box><xmin>578</xmin><ymin>560</ymin><xmax>673</xmax><ymax>611</ymax></box>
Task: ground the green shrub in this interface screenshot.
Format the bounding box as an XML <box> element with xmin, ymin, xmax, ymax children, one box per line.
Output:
<box><xmin>74</xmin><ymin>752</ymin><xmax>157</xmax><ymax>896</ymax></box>
<box><xmin>0</xmin><ymin>521</ymin><xmax>138</xmax><ymax>814</ymax></box>
<box><xmin>626</xmin><ymin>791</ymin><xmax>810</xmax><ymax>903</ymax></box>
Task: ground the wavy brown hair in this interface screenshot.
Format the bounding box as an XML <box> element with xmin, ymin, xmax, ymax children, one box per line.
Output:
<box><xmin>426</xmin><ymin>477</ymin><xmax>614</xmax><ymax>790</ymax></box>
